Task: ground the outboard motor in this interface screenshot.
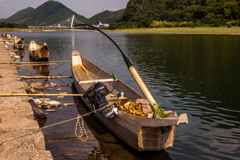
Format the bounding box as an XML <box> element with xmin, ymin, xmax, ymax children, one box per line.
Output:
<box><xmin>83</xmin><ymin>82</ymin><xmax>118</xmax><ymax>118</ymax></box>
<box><xmin>83</xmin><ymin>82</ymin><xmax>110</xmax><ymax>109</ymax></box>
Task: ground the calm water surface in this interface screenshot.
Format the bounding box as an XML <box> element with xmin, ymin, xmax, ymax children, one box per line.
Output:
<box><xmin>2</xmin><ymin>31</ymin><xmax>240</xmax><ymax>160</ymax></box>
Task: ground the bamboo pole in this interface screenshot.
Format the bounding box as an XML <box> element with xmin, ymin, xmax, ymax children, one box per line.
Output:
<box><xmin>0</xmin><ymin>93</ymin><xmax>83</xmax><ymax>97</ymax></box>
<box><xmin>20</xmin><ymin>76</ymin><xmax>72</xmax><ymax>79</ymax></box>
<box><xmin>0</xmin><ymin>60</ymin><xmax>70</xmax><ymax>64</ymax></box>
<box><xmin>74</xmin><ymin>25</ymin><xmax>158</xmax><ymax>106</ymax></box>
<box><xmin>16</xmin><ymin>63</ymin><xmax>56</xmax><ymax>67</ymax></box>
<box><xmin>128</xmin><ymin>66</ymin><xmax>156</xmax><ymax>105</ymax></box>
<box><xmin>0</xmin><ymin>50</ymin><xmax>30</xmax><ymax>52</ymax></box>
<box><xmin>0</xmin><ymin>44</ymin><xmax>29</xmax><ymax>45</ymax></box>
<box><xmin>74</xmin><ymin>24</ymin><xmax>166</xmax><ymax>117</ymax></box>
<box><xmin>0</xmin><ymin>93</ymin><xmax>118</xmax><ymax>97</ymax></box>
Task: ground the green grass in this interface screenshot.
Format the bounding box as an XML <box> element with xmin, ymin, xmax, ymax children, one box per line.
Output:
<box><xmin>2</xmin><ymin>26</ymin><xmax>240</xmax><ymax>35</ymax></box>
<box><xmin>105</xmin><ymin>27</ymin><xmax>240</xmax><ymax>35</ymax></box>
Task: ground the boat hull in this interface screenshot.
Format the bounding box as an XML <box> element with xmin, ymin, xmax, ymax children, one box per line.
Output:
<box><xmin>29</xmin><ymin>45</ymin><xmax>49</xmax><ymax>61</ymax></box>
<box><xmin>72</xmin><ymin>50</ymin><xmax>176</xmax><ymax>151</ymax></box>
<box><xmin>16</xmin><ymin>40</ymin><xmax>24</xmax><ymax>50</ymax></box>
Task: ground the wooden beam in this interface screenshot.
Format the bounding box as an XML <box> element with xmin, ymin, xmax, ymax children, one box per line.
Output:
<box><xmin>16</xmin><ymin>63</ymin><xmax>56</xmax><ymax>67</ymax></box>
<box><xmin>79</xmin><ymin>78</ymin><xmax>116</xmax><ymax>84</ymax></box>
<box><xmin>0</xmin><ymin>93</ymin><xmax>83</xmax><ymax>97</ymax></box>
<box><xmin>20</xmin><ymin>76</ymin><xmax>72</xmax><ymax>79</ymax></box>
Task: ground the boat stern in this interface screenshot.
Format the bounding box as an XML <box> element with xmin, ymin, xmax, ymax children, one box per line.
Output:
<box><xmin>39</xmin><ymin>43</ymin><xmax>49</xmax><ymax>60</ymax></box>
<box><xmin>137</xmin><ymin>125</ymin><xmax>176</xmax><ymax>151</ymax></box>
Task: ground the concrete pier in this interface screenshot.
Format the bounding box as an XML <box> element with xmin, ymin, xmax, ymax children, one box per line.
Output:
<box><xmin>0</xmin><ymin>40</ymin><xmax>53</xmax><ymax>159</ymax></box>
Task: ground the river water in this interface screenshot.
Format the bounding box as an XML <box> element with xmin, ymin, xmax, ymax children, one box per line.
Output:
<box><xmin>2</xmin><ymin>31</ymin><xmax>240</xmax><ymax>160</ymax></box>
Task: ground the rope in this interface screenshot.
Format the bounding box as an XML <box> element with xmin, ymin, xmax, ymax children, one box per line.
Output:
<box><xmin>15</xmin><ymin>57</ymin><xmax>71</xmax><ymax>75</ymax></box>
<box><xmin>49</xmin><ymin>57</ymin><xmax>71</xmax><ymax>72</ymax></box>
<box><xmin>75</xmin><ymin>115</ymin><xmax>88</xmax><ymax>141</ymax></box>
<box><xmin>59</xmin><ymin>64</ymin><xmax>71</xmax><ymax>76</ymax></box>
<box><xmin>0</xmin><ymin>104</ymin><xmax>111</xmax><ymax>143</ymax></box>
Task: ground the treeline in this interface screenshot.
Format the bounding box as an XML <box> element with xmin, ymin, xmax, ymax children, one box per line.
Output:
<box><xmin>109</xmin><ymin>20</ymin><xmax>240</xmax><ymax>29</ymax></box>
<box><xmin>0</xmin><ymin>22</ymin><xmax>28</xmax><ymax>28</ymax></box>
<box><xmin>109</xmin><ymin>0</ymin><xmax>240</xmax><ymax>29</ymax></box>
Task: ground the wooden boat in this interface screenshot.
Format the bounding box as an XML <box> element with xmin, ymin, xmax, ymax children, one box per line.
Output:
<box><xmin>72</xmin><ymin>50</ymin><xmax>188</xmax><ymax>151</ymax></box>
<box><xmin>6</xmin><ymin>34</ymin><xmax>13</xmax><ymax>40</ymax></box>
<box><xmin>29</xmin><ymin>40</ymin><xmax>49</xmax><ymax>61</ymax></box>
<box><xmin>13</xmin><ymin>36</ymin><xmax>25</xmax><ymax>50</ymax></box>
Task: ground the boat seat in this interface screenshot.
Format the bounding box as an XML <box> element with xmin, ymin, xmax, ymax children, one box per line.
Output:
<box><xmin>79</xmin><ymin>78</ymin><xmax>116</xmax><ymax>84</ymax></box>
<box><xmin>73</xmin><ymin>65</ymin><xmax>92</xmax><ymax>81</ymax></box>
<box><xmin>73</xmin><ymin>64</ymin><xmax>118</xmax><ymax>93</ymax></box>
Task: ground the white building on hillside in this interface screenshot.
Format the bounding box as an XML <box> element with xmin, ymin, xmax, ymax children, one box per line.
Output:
<box><xmin>96</xmin><ymin>21</ymin><xmax>109</xmax><ymax>28</ymax></box>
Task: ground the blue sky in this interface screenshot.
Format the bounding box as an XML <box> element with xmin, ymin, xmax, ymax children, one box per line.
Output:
<box><xmin>0</xmin><ymin>0</ymin><xmax>129</xmax><ymax>19</ymax></box>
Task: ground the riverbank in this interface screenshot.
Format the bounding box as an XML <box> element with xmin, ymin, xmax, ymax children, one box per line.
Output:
<box><xmin>0</xmin><ymin>40</ymin><xmax>53</xmax><ymax>159</ymax></box>
<box><xmin>0</xmin><ymin>28</ymin><xmax>70</xmax><ymax>32</ymax></box>
<box><xmin>0</xmin><ymin>28</ymin><xmax>91</xmax><ymax>32</ymax></box>
<box><xmin>2</xmin><ymin>27</ymin><xmax>240</xmax><ymax>35</ymax></box>
<box><xmin>105</xmin><ymin>27</ymin><xmax>240</xmax><ymax>35</ymax></box>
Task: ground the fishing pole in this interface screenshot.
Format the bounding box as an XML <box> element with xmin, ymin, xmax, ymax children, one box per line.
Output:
<box><xmin>74</xmin><ymin>24</ymin><xmax>132</xmax><ymax>67</ymax></box>
<box><xmin>74</xmin><ymin>24</ymin><xmax>165</xmax><ymax>116</ymax></box>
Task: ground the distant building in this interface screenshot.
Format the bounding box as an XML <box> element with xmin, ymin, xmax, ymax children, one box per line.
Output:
<box><xmin>96</xmin><ymin>21</ymin><xmax>109</xmax><ymax>28</ymax></box>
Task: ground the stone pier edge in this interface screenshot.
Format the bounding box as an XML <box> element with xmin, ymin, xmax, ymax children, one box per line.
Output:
<box><xmin>0</xmin><ymin>39</ymin><xmax>53</xmax><ymax>160</ymax></box>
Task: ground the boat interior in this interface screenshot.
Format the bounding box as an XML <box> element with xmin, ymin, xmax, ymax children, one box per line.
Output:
<box><xmin>72</xmin><ymin>51</ymin><xmax>142</xmax><ymax>106</ymax></box>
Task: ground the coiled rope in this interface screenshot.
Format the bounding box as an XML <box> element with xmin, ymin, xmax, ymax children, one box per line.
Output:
<box><xmin>0</xmin><ymin>104</ymin><xmax>111</xmax><ymax>143</ymax></box>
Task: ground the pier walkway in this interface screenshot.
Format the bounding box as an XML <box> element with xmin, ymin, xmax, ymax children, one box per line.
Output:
<box><xmin>0</xmin><ymin>40</ymin><xmax>53</xmax><ymax>159</ymax></box>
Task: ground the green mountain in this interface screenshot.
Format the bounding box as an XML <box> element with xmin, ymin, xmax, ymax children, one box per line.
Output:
<box><xmin>0</xmin><ymin>18</ymin><xmax>5</xmax><ymax>22</ymax></box>
<box><xmin>86</xmin><ymin>9</ymin><xmax>125</xmax><ymax>25</ymax></box>
<box><xmin>4</xmin><ymin>7</ymin><xmax>34</xmax><ymax>23</ymax></box>
<box><xmin>9</xmin><ymin>1</ymin><xmax>87</xmax><ymax>26</ymax></box>
<box><xmin>119</xmin><ymin>0</ymin><xmax>240</xmax><ymax>24</ymax></box>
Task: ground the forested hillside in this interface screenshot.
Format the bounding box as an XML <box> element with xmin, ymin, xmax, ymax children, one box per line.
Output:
<box><xmin>6</xmin><ymin>1</ymin><xmax>87</xmax><ymax>26</ymax></box>
<box><xmin>114</xmin><ymin>0</ymin><xmax>240</xmax><ymax>28</ymax></box>
<box><xmin>4</xmin><ymin>7</ymin><xmax>34</xmax><ymax>23</ymax></box>
<box><xmin>0</xmin><ymin>18</ymin><xmax>6</xmax><ymax>22</ymax></box>
<box><xmin>86</xmin><ymin>9</ymin><xmax>125</xmax><ymax>25</ymax></box>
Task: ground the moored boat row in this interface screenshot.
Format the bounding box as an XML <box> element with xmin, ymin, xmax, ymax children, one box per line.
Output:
<box><xmin>1</xmin><ymin>34</ymin><xmax>49</xmax><ymax>61</ymax></box>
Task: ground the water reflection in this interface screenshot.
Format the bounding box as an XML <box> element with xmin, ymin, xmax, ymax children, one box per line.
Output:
<box><xmin>16</xmin><ymin>50</ymin><xmax>24</xmax><ymax>58</ymax></box>
<box><xmin>120</xmin><ymin>34</ymin><xmax>240</xmax><ymax>159</ymax></box>
<box><xmin>29</xmin><ymin>57</ymin><xmax>50</xmax><ymax>76</ymax></box>
<box><xmin>72</xmin><ymin>31</ymin><xmax>75</xmax><ymax>50</ymax></box>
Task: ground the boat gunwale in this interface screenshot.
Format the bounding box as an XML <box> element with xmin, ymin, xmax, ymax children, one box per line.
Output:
<box><xmin>71</xmin><ymin>50</ymin><xmax>181</xmax><ymax>127</ymax></box>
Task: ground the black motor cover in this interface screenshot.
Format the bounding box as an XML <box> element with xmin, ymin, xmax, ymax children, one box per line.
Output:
<box><xmin>83</xmin><ymin>82</ymin><xmax>110</xmax><ymax>109</ymax></box>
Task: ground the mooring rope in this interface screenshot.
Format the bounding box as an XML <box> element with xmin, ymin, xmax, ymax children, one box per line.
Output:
<box><xmin>59</xmin><ymin>64</ymin><xmax>71</xmax><ymax>76</ymax></box>
<box><xmin>49</xmin><ymin>57</ymin><xmax>71</xmax><ymax>72</ymax></box>
<box><xmin>75</xmin><ymin>115</ymin><xmax>88</xmax><ymax>141</ymax></box>
<box><xmin>0</xmin><ymin>104</ymin><xmax>111</xmax><ymax>143</ymax></box>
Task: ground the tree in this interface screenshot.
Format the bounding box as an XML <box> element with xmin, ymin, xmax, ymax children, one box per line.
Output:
<box><xmin>204</xmin><ymin>13</ymin><xmax>216</xmax><ymax>24</ymax></box>
<box><xmin>0</xmin><ymin>22</ymin><xmax>6</xmax><ymax>28</ymax></box>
